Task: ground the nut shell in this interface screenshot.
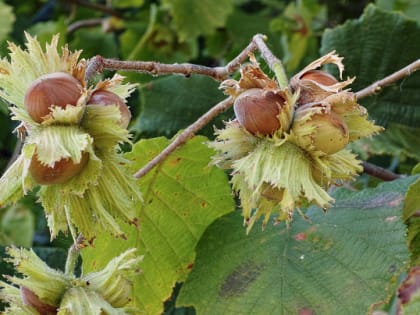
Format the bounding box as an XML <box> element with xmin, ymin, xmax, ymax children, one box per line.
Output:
<box><xmin>301</xmin><ymin>70</ymin><xmax>338</xmax><ymax>86</ymax></box>
<box><xmin>20</xmin><ymin>286</ymin><xmax>57</xmax><ymax>315</ymax></box>
<box><xmin>261</xmin><ymin>183</ymin><xmax>284</xmax><ymax>201</ymax></box>
<box><xmin>233</xmin><ymin>88</ymin><xmax>284</xmax><ymax>135</ymax></box>
<box><xmin>308</xmin><ymin>111</ymin><xmax>349</xmax><ymax>154</ymax></box>
<box><xmin>296</xmin><ymin>70</ymin><xmax>339</xmax><ymax>105</ymax></box>
<box><xmin>30</xmin><ymin>152</ymin><xmax>89</xmax><ymax>185</ymax></box>
<box><xmin>88</xmin><ymin>90</ymin><xmax>131</xmax><ymax>128</ymax></box>
<box><xmin>24</xmin><ymin>72</ymin><xmax>82</xmax><ymax>123</ymax></box>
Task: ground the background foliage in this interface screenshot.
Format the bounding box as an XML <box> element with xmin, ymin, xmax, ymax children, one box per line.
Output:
<box><xmin>0</xmin><ymin>1</ymin><xmax>420</xmax><ymax>315</ymax></box>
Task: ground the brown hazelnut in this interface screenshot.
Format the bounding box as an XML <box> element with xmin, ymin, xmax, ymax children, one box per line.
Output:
<box><xmin>233</xmin><ymin>88</ymin><xmax>284</xmax><ymax>135</ymax></box>
<box><xmin>20</xmin><ymin>286</ymin><xmax>57</xmax><ymax>315</ymax></box>
<box><xmin>301</xmin><ymin>70</ymin><xmax>338</xmax><ymax>86</ymax></box>
<box><xmin>29</xmin><ymin>152</ymin><xmax>89</xmax><ymax>185</ymax></box>
<box><xmin>24</xmin><ymin>72</ymin><xmax>82</xmax><ymax>123</ymax></box>
<box><xmin>88</xmin><ymin>90</ymin><xmax>131</xmax><ymax>128</ymax></box>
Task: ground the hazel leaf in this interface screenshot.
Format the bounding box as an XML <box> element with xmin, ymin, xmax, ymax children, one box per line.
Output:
<box><xmin>177</xmin><ymin>176</ymin><xmax>417</xmax><ymax>315</ymax></box>
<box><xmin>134</xmin><ymin>75</ymin><xmax>228</xmax><ymax>138</ymax></box>
<box><xmin>0</xmin><ymin>1</ymin><xmax>14</xmax><ymax>42</ymax></box>
<box><xmin>162</xmin><ymin>0</ymin><xmax>234</xmax><ymax>41</ymax></box>
<box><xmin>81</xmin><ymin>136</ymin><xmax>235</xmax><ymax>315</ymax></box>
<box><xmin>321</xmin><ymin>4</ymin><xmax>420</xmax><ymax>127</ymax></box>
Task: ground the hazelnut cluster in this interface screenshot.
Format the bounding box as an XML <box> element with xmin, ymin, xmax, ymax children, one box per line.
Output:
<box><xmin>0</xmin><ymin>247</ymin><xmax>142</xmax><ymax>314</ymax></box>
<box><xmin>209</xmin><ymin>52</ymin><xmax>382</xmax><ymax>231</ymax></box>
<box><xmin>0</xmin><ymin>33</ymin><xmax>141</xmax><ymax>240</ymax></box>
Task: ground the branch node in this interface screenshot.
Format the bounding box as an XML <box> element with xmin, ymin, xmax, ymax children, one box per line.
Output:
<box><xmin>86</xmin><ymin>55</ymin><xmax>104</xmax><ymax>81</ymax></box>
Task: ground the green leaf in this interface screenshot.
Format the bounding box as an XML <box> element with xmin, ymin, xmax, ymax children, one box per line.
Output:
<box><xmin>321</xmin><ymin>4</ymin><xmax>420</xmax><ymax>127</ymax></box>
<box><xmin>120</xmin><ymin>22</ymin><xmax>198</xmax><ymax>65</ymax></box>
<box><xmin>0</xmin><ymin>203</ymin><xmax>34</xmax><ymax>248</ymax></box>
<box><xmin>134</xmin><ymin>75</ymin><xmax>229</xmax><ymax>138</ymax></box>
<box><xmin>376</xmin><ymin>0</ymin><xmax>420</xmax><ymax>20</ymax></box>
<box><xmin>407</xmin><ymin>217</ymin><xmax>420</xmax><ymax>265</ymax></box>
<box><xmin>270</xmin><ymin>0</ymin><xmax>327</xmax><ymax>72</ymax></box>
<box><xmin>33</xmin><ymin>247</ymin><xmax>68</xmax><ymax>272</ymax></box>
<box><xmin>162</xmin><ymin>0</ymin><xmax>234</xmax><ymax>41</ymax></box>
<box><xmin>0</xmin><ymin>1</ymin><xmax>14</xmax><ymax>42</ymax></box>
<box><xmin>403</xmin><ymin>176</ymin><xmax>420</xmax><ymax>220</ymax></box>
<box><xmin>82</xmin><ymin>136</ymin><xmax>235</xmax><ymax>315</ymax></box>
<box><xmin>404</xmin><ymin>175</ymin><xmax>420</xmax><ymax>265</ymax></box>
<box><xmin>26</xmin><ymin>18</ymin><xmax>67</xmax><ymax>48</ymax></box>
<box><xmin>113</xmin><ymin>0</ymin><xmax>144</xmax><ymax>8</ymax></box>
<box><xmin>224</xmin><ymin>10</ymin><xmax>271</xmax><ymax>60</ymax></box>
<box><xmin>70</xmin><ymin>29</ymin><xmax>118</xmax><ymax>59</ymax></box>
<box><xmin>396</xmin><ymin>267</ymin><xmax>420</xmax><ymax>315</ymax></box>
<box><xmin>177</xmin><ymin>176</ymin><xmax>417</xmax><ymax>315</ymax></box>
<box><xmin>350</xmin><ymin>123</ymin><xmax>420</xmax><ymax>161</ymax></box>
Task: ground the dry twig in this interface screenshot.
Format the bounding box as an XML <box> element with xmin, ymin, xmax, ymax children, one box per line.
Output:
<box><xmin>356</xmin><ymin>59</ymin><xmax>420</xmax><ymax>99</ymax></box>
<box><xmin>86</xmin><ymin>35</ymin><xmax>261</xmax><ymax>81</ymax></box>
<box><xmin>67</xmin><ymin>18</ymin><xmax>105</xmax><ymax>34</ymax></box>
<box><xmin>362</xmin><ymin>161</ymin><xmax>403</xmax><ymax>181</ymax></box>
<box><xmin>133</xmin><ymin>97</ymin><xmax>233</xmax><ymax>178</ymax></box>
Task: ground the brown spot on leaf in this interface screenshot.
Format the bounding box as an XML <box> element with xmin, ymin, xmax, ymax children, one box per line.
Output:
<box><xmin>294</xmin><ymin>232</ymin><xmax>307</xmax><ymax>241</ymax></box>
<box><xmin>0</xmin><ymin>68</ymin><xmax>9</xmax><ymax>75</ymax></box>
<box><xmin>169</xmin><ymin>157</ymin><xmax>182</xmax><ymax>166</ymax></box>
<box><xmin>201</xmin><ymin>201</ymin><xmax>207</xmax><ymax>208</ymax></box>
<box><xmin>187</xmin><ymin>263</ymin><xmax>194</xmax><ymax>270</ymax></box>
<box><xmin>385</xmin><ymin>216</ymin><xmax>398</xmax><ymax>222</ymax></box>
<box><xmin>299</xmin><ymin>307</ymin><xmax>315</xmax><ymax>315</ymax></box>
<box><xmin>88</xmin><ymin>237</ymin><xmax>96</xmax><ymax>246</ymax></box>
<box><xmin>219</xmin><ymin>262</ymin><xmax>263</xmax><ymax>298</ymax></box>
<box><xmin>335</xmin><ymin>192</ymin><xmax>403</xmax><ymax>209</ymax></box>
<box><xmin>389</xmin><ymin>196</ymin><xmax>403</xmax><ymax>207</ymax></box>
<box><xmin>398</xmin><ymin>266</ymin><xmax>420</xmax><ymax>304</ymax></box>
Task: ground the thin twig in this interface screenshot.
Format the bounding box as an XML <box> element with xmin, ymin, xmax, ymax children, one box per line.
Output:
<box><xmin>362</xmin><ymin>161</ymin><xmax>403</xmax><ymax>181</ymax></box>
<box><xmin>356</xmin><ymin>59</ymin><xmax>420</xmax><ymax>99</ymax></box>
<box><xmin>101</xmin><ymin>59</ymin><xmax>231</xmax><ymax>80</ymax></box>
<box><xmin>67</xmin><ymin>18</ymin><xmax>105</xmax><ymax>34</ymax></box>
<box><xmin>66</xmin><ymin>0</ymin><xmax>121</xmax><ymax>17</ymax></box>
<box><xmin>87</xmin><ymin>35</ymin><xmax>259</xmax><ymax>81</ymax></box>
<box><xmin>134</xmin><ymin>97</ymin><xmax>233</xmax><ymax>178</ymax></box>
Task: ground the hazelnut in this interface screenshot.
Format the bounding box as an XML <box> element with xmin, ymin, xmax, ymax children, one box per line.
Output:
<box><xmin>310</xmin><ymin>111</ymin><xmax>349</xmax><ymax>154</ymax></box>
<box><xmin>293</xmin><ymin>109</ymin><xmax>349</xmax><ymax>155</ymax></box>
<box><xmin>294</xmin><ymin>70</ymin><xmax>339</xmax><ymax>105</ymax></box>
<box><xmin>88</xmin><ymin>90</ymin><xmax>131</xmax><ymax>128</ymax></box>
<box><xmin>233</xmin><ymin>88</ymin><xmax>284</xmax><ymax>135</ymax></box>
<box><xmin>20</xmin><ymin>286</ymin><xmax>57</xmax><ymax>315</ymax></box>
<box><xmin>301</xmin><ymin>70</ymin><xmax>338</xmax><ymax>86</ymax></box>
<box><xmin>29</xmin><ymin>152</ymin><xmax>89</xmax><ymax>185</ymax></box>
<box><xmin>24</xmin><ymin>72</ymin><xmax>82</xmax><ymax>123</ymax></box>
<box><xmin>261</xmin><ymin>183</ymin><xmax>284</xmax><ymax>201</ymax></box>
